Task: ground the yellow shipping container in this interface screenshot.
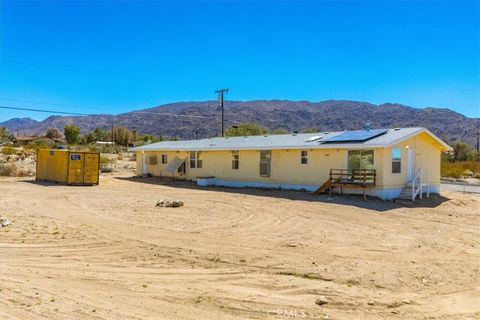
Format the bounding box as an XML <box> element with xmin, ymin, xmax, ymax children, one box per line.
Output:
<box><xmin>36</xmin><ymin>149</ymin><xmax>100</xmax><ymax>185</ymax></box>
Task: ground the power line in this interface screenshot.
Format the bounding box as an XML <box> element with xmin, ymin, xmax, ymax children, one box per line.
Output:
<box><xmin>0</xmin><ymin>97</ymin><xmax>115</xmax><ymax>113</ymax></box>
<box><xmin>0</xmin><ymin>104</ymin><xmax>213</xmax><ymax>119</ymax></box>
<box><xmin>0</xmin><ymin>105</ymin><xmax>90</xmax><ymax>116</ymax></box>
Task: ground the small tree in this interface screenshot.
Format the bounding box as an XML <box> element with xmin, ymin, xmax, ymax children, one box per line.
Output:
<box><xmin>92</xmin><ymin>127</ymin><xmax>108</xmax><ymax>142</ymax></box>
<box><xmin>0</xmin><ymin>127</ymin><xmax>14</xmax><ymax>144</ymax></box>
<box><xmin>226</xmin><ymin>123</ymin><xmax>268</xmax><ymax>137</ymax></box>
<box><xmin>64</xmin><ymin>125</ymin><xmax>81</xmax><ymax>144</ymax></box>
<box><xmin>451</xmin><ymin>141</ymin><xmax>472</xmax><ymax>162</ymax></box>
<box><xmin>112</xmin><ymin>126</ymin><xmax>134</xmax><ymax>146</ymax></box>
<box><xmin>45</xmin><ymin>128</ymin><xmax>61</xmax><ymax>139</ymax></box>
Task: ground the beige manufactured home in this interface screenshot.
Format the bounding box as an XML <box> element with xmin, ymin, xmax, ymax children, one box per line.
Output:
<box><xmin>131</xmin><ymin>127</ymin><xmax>451</xmax><ymax>200</ymax></box>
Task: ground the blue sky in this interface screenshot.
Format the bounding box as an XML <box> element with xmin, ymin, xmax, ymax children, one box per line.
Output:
<box><xmin>0</xmin><ymin>0</ymin><xmax>479</xmax><ymax>122</ymax></box>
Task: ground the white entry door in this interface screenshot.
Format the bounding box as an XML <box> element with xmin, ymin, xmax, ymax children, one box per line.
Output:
<box><xmin>406</xmin><ymin>149</ymin><xmax>414</xmax><ymax>182</ymax></box>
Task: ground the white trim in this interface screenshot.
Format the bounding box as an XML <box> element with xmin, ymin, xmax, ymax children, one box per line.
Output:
<box><xmin>384</xmin><ymin>128</ymin><xmax>451</xmax><ymax>151</ymax></box>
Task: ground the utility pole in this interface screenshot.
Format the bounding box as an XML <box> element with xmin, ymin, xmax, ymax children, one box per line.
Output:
<box><xmin>111</xmin><ymin>119</ymin><xmax>114</xmax><ymax>144</ymax></box>
<box><xmin>195</xmin><ymin>128</ymin><xmax>198</xmax><ymax>140</ymax></box>
<box><xmin>215</xmin><ymin>88</ymin><xmax>229</xmax><ymax>137</ymax></box>
<box><xmin>477</xmin><ymin>128</ymin><xmax>479</xmax><ymax>153</ymax></box>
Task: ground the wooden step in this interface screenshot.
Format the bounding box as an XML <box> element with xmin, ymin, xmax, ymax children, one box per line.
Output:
<box><xmin>313</xmin><ymin>178</ymin><xmax>333</xmax><ymax>194</ymax></box>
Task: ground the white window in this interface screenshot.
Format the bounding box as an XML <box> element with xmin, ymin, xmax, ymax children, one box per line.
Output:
<box><xmin>161</xmin><ymin>154</ymin><xmax>168</xmax><ymax>164</ymax></box>
<box><xmin>232</xmin><ymin>151</ymin><xmax>239</xmax><ymax>169</ymax></box>
<box><xmin>392</xmin><ymin>148</ymin><xmax>401</xmax><ymax>174</ymax></box>
<box><xmin>189</xmin><ymin>151</ymin><xmax>203</xmax><ymax>169</ymax></box>
<box><xmin>301</xmin><ymin>150</ymin><xmax>308</xmax><ymax>164</ymax></box>
<box><xmin>259</xmin><ymin>150</ymin><xmax>271</xmax><ymax>177</ymax></box>
<box><xmin>148</xmin><ymin>155</ymin><xmax>157</xmax><ymax>165</ymax></box>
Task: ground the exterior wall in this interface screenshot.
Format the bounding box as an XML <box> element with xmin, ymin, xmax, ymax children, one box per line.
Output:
<box><xmin>136</xmin><ymin>150</ymin><xmax>189</xmax><ymax>178</ymax></box>
<box><xmin>381</xmin><ymin>132</ymin><xmax>442</xmax><ymax>189</ymax></box>
<box><xmin>134</xmin><ymin>132</ymin><xmax>443</xmax><ymax>199</ymax></box>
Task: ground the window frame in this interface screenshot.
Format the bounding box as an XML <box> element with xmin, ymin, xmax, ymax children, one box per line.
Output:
<box><xmin>232</xmin><ymin>150</ymin><xmax>239</xmax><ymax>170</ymax></box>
<box><xmin>259</xmin><ymin>150</ymin><xmax>272</xmax><ymax>177</ymax></box>
<box><xmin>148</xmin><ymin>155</ymin><xmax>157</xmax><ymax>165</ymax></box>
<box><xmin>347</xmin><ymin>149</ymin><xmax>375</xmax><ymax>170</ymax></box>
<box><xmin>300</xmin><ymin>150</ymin><xmax>308</xmax><ymax>165</ymax></box>
<box><xmin>189</xmin><ymin>151</ymin><xmax>203</xmax><ymax>169</ymax></box>
<box><xmin>391</xmin><ymin>147</ymin><xmax>401</xmax><ymax>174</ymax></box>
<box><xmin>161</xmin><ymin>154</ymin><xmax>168</xmax><ymax>164</ymax></box>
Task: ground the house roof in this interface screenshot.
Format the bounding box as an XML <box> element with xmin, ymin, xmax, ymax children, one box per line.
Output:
<box><xmin>130</xmin><ymin>127</ymin><xmax>451</xmax><ymax>152</ymax></box>
<box><xmin>15</xmin><ymin>136</ymin><xmax>40</xmax><ymax>141</ymax></box>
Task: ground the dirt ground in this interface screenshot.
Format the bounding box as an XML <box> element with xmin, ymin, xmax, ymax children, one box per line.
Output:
<box><xmin>1</xmin><ymin>168</ymin><xmax>479</xmax><ymax>319</ymax></box>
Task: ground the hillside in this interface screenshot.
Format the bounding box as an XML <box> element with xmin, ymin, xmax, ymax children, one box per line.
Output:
<box><xmin>1</xmin><ymin>100</ymin><xmax>478</xmax><ymax>146</ymax></box>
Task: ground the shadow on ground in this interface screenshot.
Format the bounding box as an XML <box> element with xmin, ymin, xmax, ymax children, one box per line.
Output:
<box><xmin>115</xmin><ymin>176</ymin><xmax>451</xmax><ymax>212</ymax></box>
<box><xmin>19</xmin><ymin>179</ymin><xmax>96</xmax><ymax>188</ymax></box>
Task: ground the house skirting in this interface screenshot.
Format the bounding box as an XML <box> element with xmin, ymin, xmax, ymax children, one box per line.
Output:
<box><xmin>196</xmin><ymin>177</ymin><xmax>440</xmax><ymax>200</ymax></box>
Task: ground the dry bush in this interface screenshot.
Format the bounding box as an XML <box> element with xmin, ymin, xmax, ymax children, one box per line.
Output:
<box><xmin>441</xmin><ymin>160</ymin><xmax>480</xmax><ymax>179</ymax></box>
<box><xmin>1</xmin><ymin>146</ymin><xmax>16</xmax><ymax>155</ymax></box>
<box><xmin>16</xmin><ymin>168</ymin><xmax>34</xmax><ymax>177</ymax></box>
<box><xmin>0</xmin><ymin>163</ymin><xmax>17</xmax><ymax>176</ymax></box>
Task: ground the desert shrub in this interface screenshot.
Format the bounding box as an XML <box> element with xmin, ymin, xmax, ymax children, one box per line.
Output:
<box><xmin>1</xmin><ymin>146</ymin><xmax>16</xmax><ymax>155</ymax></box>
<box><xmin>86</xmin><ymin>144</ymin><xmax>101</xmax><ymax>153</ymax></box>
<box><xmin>24</xmin><ymin>142</ymin><xmax>51</xmax><ymax>150</ymax></box>
<box><xmin>0</xmin><ymin>163</ymin><xmax>17</xmax><ymax>176</ymax></box>
<box><xmin>441</xmin><ymin>160</ymin><xmax>480</xmax><ymax>179</ymax></box>
<box><xmin>17</xmin><ymin>169</ymin><xmax>34</xmax><ymax>177</ymax></box>
<box><xmin>100</xmin><ymin>156</ymin><xmax>112</xmax><ymax>165</ymax></box>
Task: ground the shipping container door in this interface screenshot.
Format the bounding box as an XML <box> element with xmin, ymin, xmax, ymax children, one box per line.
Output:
<box><xmin>68</xmin><ymin>153</ymin><xmax>84</xmax><ymax>184</ymax></box>
<box><xmin>83</xmin><ymin>153</ymin><xmax>99</xmax><ymax>184</ymax></box>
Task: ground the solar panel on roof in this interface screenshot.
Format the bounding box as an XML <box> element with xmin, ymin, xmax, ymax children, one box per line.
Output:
<box><xmin>322</xmin><ymin>129</ymin><xmax>388</xmax><ymax>143</ymax></box>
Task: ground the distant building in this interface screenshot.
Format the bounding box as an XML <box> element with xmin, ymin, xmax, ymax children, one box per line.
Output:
<box><xmin>130</xmin><ymin>127</ymin><xmax>451</xmax><ymax>201</ymax></box>
<box><xmin>95</xmin><ymin>141</ymin><xmax>115</xmax><ymax>145</ymax></box>
<box><xmin>13</xmin><ymin>136</ymin><xmax>64</xmax><ymax>146</ymax></box>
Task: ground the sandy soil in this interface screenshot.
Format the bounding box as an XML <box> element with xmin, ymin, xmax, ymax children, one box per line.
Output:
<box><xmin>1</xmin><ymin>169</ymin><xmax>479</xmax><ymax>319</ymax></box>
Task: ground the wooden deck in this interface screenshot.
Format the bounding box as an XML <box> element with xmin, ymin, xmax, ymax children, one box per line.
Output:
<box><xmin>314</xmin><ymin>169</ymin><xmax>376</xmax><ymax>200</ymax></box>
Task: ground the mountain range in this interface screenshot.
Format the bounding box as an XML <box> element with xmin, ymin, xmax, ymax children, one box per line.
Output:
<box><xmin>1</xmin><ymin>100</ymin><xmax>479</xmax><ymax>146</ymax></box>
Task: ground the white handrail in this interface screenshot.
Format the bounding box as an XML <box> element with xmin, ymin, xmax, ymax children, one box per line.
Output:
<box><xmin>411</xmin><ymin>168</ymin><xmax>422</xmax><ymax>201</ymax></box>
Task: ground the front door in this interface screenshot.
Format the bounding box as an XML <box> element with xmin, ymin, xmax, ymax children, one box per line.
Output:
<box><xmin>406</xmin><ymin>149</ymin><xmax>414</xmax><ymax>182</ymax></box>
<box><xmin>68</xmin><ymin>153</ymin><xmax>84</xmax><ymax>184</ymax></box>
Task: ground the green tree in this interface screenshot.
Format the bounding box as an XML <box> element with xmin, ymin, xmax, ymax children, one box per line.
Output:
<box><xmin>92</xmin><ymin>127</ymin><xmax>108</xmax><ymax>141</ymax></box>
<box><xmin>226</xmin><ymin>123</ymin><xmax>268</xmax><ymax>137</ymax></box>
<box><xmin>303</xmin><ymin>128</ymin><xmax>318</xmax><ymax>133</ymax></box>
<box><xmin>112</xmin><ymin>126</ymin><xmax>134</xmax><ymax>146</ymax></box>
<box><xmin>64</xmin><ymin>125</ymin><xmax>81</xmax><ymax>144</ymax></box>
<box><xmin>0</xmin><ymin>127</ymin><xmax>14</xmax><ymax>144</ymax></box>
<box><xmin>451</xmin><ymin>141</ymin><xmax>472</xmax><ymax>162</ymax></box>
